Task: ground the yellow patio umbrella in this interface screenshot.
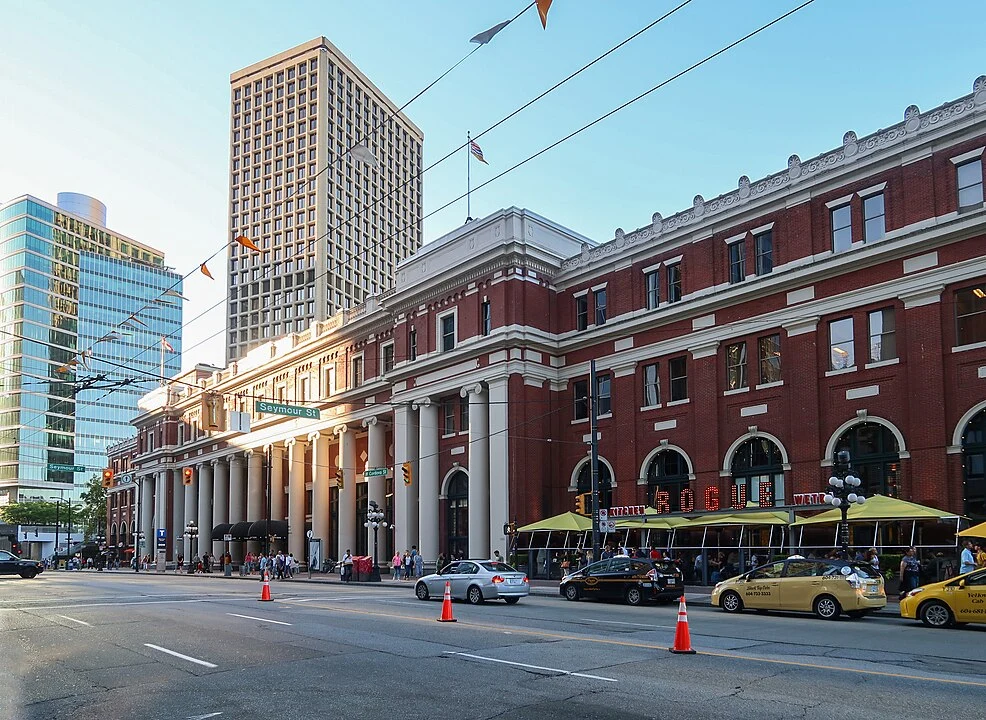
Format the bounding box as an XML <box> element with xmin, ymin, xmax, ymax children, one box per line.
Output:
<box><xmin>791</xmin><ymin>494</ymin><xmax>960</xmax><ymax>526</ymax></box>
<box><xmin>517</xmin><ymin>511</ymin><xmax>592</xmax><ymax>533</ymax></box>
<box><xmin>958</xmin><ymin>521</ymin><xmax>986</xmax><ymax>538</ymax></box>
<box><xmin>689</xmin><ymin>510</ymin><xmax>792</xmax><ymax>526</ymax></box>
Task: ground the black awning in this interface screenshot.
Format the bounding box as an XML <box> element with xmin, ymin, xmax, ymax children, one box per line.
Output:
<box><xmin>211</xmin><ymin>523</ymin><xmax>233</xmax><ymax>541</ymax></box>
<box><xmin>229</xmin><ymin>521</ymin><xmax>252</xmax><ymax>540</ymax></box>
<box><xmin>247</xmin><ymin>520</ymin><xmax>288</xmax><ymax>539</ymax></box>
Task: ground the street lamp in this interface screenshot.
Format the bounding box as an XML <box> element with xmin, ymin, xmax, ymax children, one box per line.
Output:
<box><xmin>823</xmin><ymin>449</ymin><xmax>866</xmax><ymax>559</ymax></box>
<box><xmin>363</xmin><ymin>500</ymin><xmax>388</xmax><ymax>583</ymax></box>
<box><xmin>184</xmin><ymin>521</ymin><xmax>198</xmax><ymax>568</ymax></box>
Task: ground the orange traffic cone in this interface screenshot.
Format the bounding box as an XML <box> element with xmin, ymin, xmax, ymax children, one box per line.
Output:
<box><xmin>669</xmin><ymin>595</ymin><xmax>695</xmax><ymax>654</ymax></box>
<box><xmin>259</xmin><ymin>570</ymin><xmax>272</xmax><ymax>602</ymax></box>
<box><xmin>437</xmin><ymin>581</ymin><xmax>456</xmax><ymax>623</ymax></box>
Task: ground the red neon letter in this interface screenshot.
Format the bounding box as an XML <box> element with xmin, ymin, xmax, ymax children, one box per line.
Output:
<box><xmin>655</xmin><ymin>490</ymin><xmax>671</xmax><ymax>515</ymax></box>
<box><xmin>679</xmin><ymin>488</ymin><xmax>694</xmax><ymax>513</ymax></box>
<box><xmin>758</xmin><ymin>480</ymin><xmax>775</xmax><ymax>508</ymax></box>
<box><xmin>704</xmin><ymin>486</ymin><xmax>720</xmax><ymax>512</ymax></box>
<box><xmin>730</xmin><ymin>483</ymin><xmax>747</xmax><ymax>510</ymax></box>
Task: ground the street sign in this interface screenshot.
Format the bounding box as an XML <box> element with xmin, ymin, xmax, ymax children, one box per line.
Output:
<box><xmin>223</xmin><ymin>533</ymin><xmax>233</xmax><ymax>542</ymax></box>
<box><xmin>119</xmin><ymin>473</ymin><xmax>134</xmax><ymax>485</ymax></box>
<box><xmin>364</xmin><ymin>467</ymin><xmax>388</xmax><ymax>477</ymax></box>
<box><xmin>47</xmin><ymin>464</ymin><xmax>86</xmax><ymax>473</ymax></box>
<box><xmin>254</xmin><ymin>400</ymin><xmax>320</xmax><ymax>420</ymax></box>
<box><xmin>156</xmin><ymin>528</ymin><xmax>167</xmax><ymax>550</ymax></box>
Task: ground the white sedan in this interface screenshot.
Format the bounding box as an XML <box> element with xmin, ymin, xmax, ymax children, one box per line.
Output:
<box><xmin>415</xmin><ymin>560</ymin><xmax>529</xmax><ymax>605</ymax></box>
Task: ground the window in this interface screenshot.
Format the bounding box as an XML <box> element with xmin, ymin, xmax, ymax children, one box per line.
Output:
<box><xmin>731</xmin><ymin>437</ymin><xmax>784</xmax><ymax>507</ymax></box>
<box><xmin>863</xmin><ymin>193</ymin><xmax>885</xmax><ymax>242</ymax></box>
<box><xmin>645</xmin><ymin>450</ymin><xmax>690</xmax><ymax>512</ymax></box>
<box><xmin>669</xmin><ymin>356</ymin><xmax>687</xmax><ymax>401</ymax></box>
<box><xmin>460</xmin><ymin>395</ymin><xmax>469</xmax><ymax>432</ymax></box>
<box><xmin>868</xmin><ymin>308</ymin><xmax>896</xmax><ymax>362</ymax></box>
<box><xmin>758</xmin><ymin>334</ymin><xmax>781</xmax><ymax>384</ymax></box>
<box><xmin>480</xmin><ymin>300</ymin><xmax>491</xmax><ymax>336</ymax></box>
<box><xmin>829</xmin><ymin>317</ymin><xmax>855</xmax><ymax>370</ymax></box>
<box><xmin>382</xmin><ymin>343</ymin><xmax>395</xmax><ymax>373</ymax></box>
<box><xmin>409</xmin><ymin>328</ymin><xmax>417</xmax><ymax>361</ymax></box>
<box><xmin>594</xmin><ymin>289</ymin><xmax>607</xmax><ymax>325</ymax></box>
<box><xmin>573</xmin><ymin>380</ymin><xmax>589</xmax><ymax>420</ymax></box>
<box><xmin>595</xmin><ymin>373</ymin><xmax>612</xmax><ymax>415</ymax></box>
<box><xmin>725</xmin><ymin>342</ymin><xmax>748</xmax><ymax>390</ymax></box>
<box><xmin>831</xmin><ymin>204</ymin><xmax>852</xmax><ymax>252</ymax></box>
<box><xmin>298</xmin><ymin>376</ymin><xmax>309</xmax><ymax>402</ymax></box>
<box><xmin>643</xmin><ymin>362</ymin><xmax>660</xmax><ymax>406</ymax></box>
<box><xmin>728</xmin><ymin>240</ymin><xmax>746</xmax><ymax>284</ymax></box>
<box><xmin>351</xmin><ymin>356</ymin><xmax>363</xmax><ymax>387</ymax></box>
<box><xmin>645</xmin><ymin>270</ymin><xmax>660</xmax><ymax>309</ymax></box>
<box><xmin>667</xmin><ymin>263</ymin><xmax>682</xmax><ymax>303</ymax></box>
<box><xmin>440</xmin><ymin>313</ymin><xmax>455</xmax><ymax>351</ymax></box>
<box><xmin>957</xmin><ymin>159</ymin><xmax>984</xmax><ymax>210</ymax></box>
<box><xmin>835</xmin><ymin>422</ymin><xmax>900</xmax><ymax>497</ymax></box>
<box><xmin>754</xmin><ymin>230</ymin><xmax>773</xmax><ymax>276</ymax></box>
<box><xmin>575</xmin><ymin>295</ymin><xmax>588</xmax><ymax>331</ymax></box>
<box><xmin>443</xmin><ymin>399</ymin><xmax>455</xmax><ymax>435</ymax></box>
<box><xmin>956</xmin><ymin>286</ymin><xmax>986</xmax><ymax>346</ymax></box>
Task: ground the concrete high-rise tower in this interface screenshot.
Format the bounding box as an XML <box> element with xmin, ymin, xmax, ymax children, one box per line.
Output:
<box><xmin>226</xmin><ymin>37</ymin><xmax>424</xmax><ymax>362</ymax></box>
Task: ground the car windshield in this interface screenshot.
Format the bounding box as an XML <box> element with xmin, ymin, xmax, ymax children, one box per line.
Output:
<box><xmin>0</xmin><ymin>551</ymin><xmax>14</xmax><ymax>561</ymax></box>
<box><xmin>480</xmin><ymin>562</ymin><xmax>517</xmax><ymax>572</ymax></box>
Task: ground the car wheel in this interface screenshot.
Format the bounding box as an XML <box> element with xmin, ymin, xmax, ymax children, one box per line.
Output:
<box><xmin>624</xmin><ymin>586</ymin><xmax>643</xmax><ymax>606</ymax></box>
<box><xmin>414</xmin><ymin>583</ymin><xmax>430</xmax><ymax>601</ymax></box>
<box><xmin>847</xmin><ymin>610</ymin><xmax>868</xmax><ymax>619</ymax></box>
<box><xmin>919</xmin><ymin>600</ymin><xmax>953</xmax><ymax>628</ymax></box>
<box><xmin>19</xmin><ymin>570</ymin><xmax>36</xmax><ymax>579</ymax></box>
<box><xmin>564</xmin><ymin>584</ymin><xmax>580</xmax><ymax>602</ymax></box>
<box><xmin>720</xmin><ymin>591</ymin><xmax>743</xmax><ymax>613</ymax></box>
<box><xmin>504</xmin><ymin>597</ymin><xmax>520</xmax><ymax>605</ymax></box>
<box><xmin>467</xmin><ymin>585</ymin><xmax>484</xmax><ymax>605</ymax></box>
<box><xmin>813</xmin><ymin>595</ymin><xmax>841</xmax><ymax>620</ymax></box>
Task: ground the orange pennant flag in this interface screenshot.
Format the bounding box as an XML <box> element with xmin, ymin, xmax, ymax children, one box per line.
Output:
<box><xmin>200</xmin><ymin>263</ymin><xmax>214</xmax><ymax>280</ymax></box>
<box><xmin>536</xmin><ymin>0</ymin><xmax>552</xmax><ymax>28</ymax></box>
<box><xmin>234</xmin><ymin>235</ymin><xmax>260</xmax><ymax>252</ymax></box>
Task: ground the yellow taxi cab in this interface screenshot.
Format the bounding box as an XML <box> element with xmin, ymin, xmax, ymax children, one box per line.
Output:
<box><xmin>899</xmin><ymin>567</ymin><xmax>986</xmax><ymax>628</ymax></box>
<box><xmin>710</xmin><ymin>556</ymin><xmax>886</xmax><ymax>619</ymax></box>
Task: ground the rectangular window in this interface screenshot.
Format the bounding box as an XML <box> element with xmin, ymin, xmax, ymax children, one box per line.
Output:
<box><xmin>298</xmin><ymin>376</ymin><xmax>309</xmax><ymax>402</ymax></box>
<box><xmin>645</xmin><ymin>271</ymin><xmax>660</xmax><ymax>309</ymax></box>
<box><xmin>726</xmin><ymin>341</ymin><xmax>748</xmax><ymax>390</ymax></box>
<box><xmin>481</xmin><ymin>300</ymin><xmax>491</xmax><ymax>336</ymax></box>
<box><xmin>351</xmin><ymin>356</ymin><xmax>363</xmax><ymax>387</ymax></box>
<box><xmin>867</xmin><ymin>308</ymin><xmax>896</xmax><ymax>362</ymax></box>
<box><xmin>956</xmin><ymin>286</ymin><xmax>986</xmax><ymax>346</ymax></box>
<box><xmin>443</xmin><ymin>399</ymin><xmax>455</xmax><ymax>435</ymax></box>
<box><xmin>595</xmin><ymin>373</ymin><xmax>612</xmax><ymax>415</ymax></box>
<box><xmin>576</xmin><ymin>295</ymin><xmax>588</xmax><ymax>331</ymax></box>
<box><xmin>863</xmin><ymin>193</ymin><xmax>885</xmax><ymax>242</ymax></box>
<box><xmin>754</xmin><ymin>230</ymin><xmax>773</xmax><ymax>276</ymax></box>
<box><xmin>409</xmin><ymin>328</ymin><xmax>417</xmax><ymax>361</ymax></box>
<box><xmin>643</xmin><ymin>362</ymin><xmax>660</xmax><ymax>406</ymax></box>
<box><xmin>667</xmin><ymin>263</ymin><xmax>682</xmax><ymax>303</ymax></box>
<box><xmin>460</xmin><ymin>395</ymin><xmax>469</xmax><ymax>432</ymax></box>
<box><xmin>728</xmin><ymin>240</ymin><xmax>746</xmax><ymax>284</ymax></box>
<box><xmin>831</xmin><ymin>204</ymin><xmax>852</xmax><ymax>252</ymax></box>
<box><xmin>383</xmin><ymin>344</ymin><xmax>395</xmax><ymax>373</ymax></box>
<box><xmin>594</xmin><ymin>289</ymin><xmax>607</xmax><ymax>325</ymax></box>
<box><xmin>573</xmin><ymin>380</ymin><xmax>589</xmax><ymax>420</ymax></box>
<box><xmin>440</xmin><ymin>314</ymin><xmax>455</xmax><ymax>351</ymax></box>
<box><xmin>958</xmin><ymin>159</ymin><xmax>984</xmax><ymax>210</ymax></box>
<box><xmin>669</xmin><ymin>357</ymin><xmax>687</xmax><ymax>401</ymax></box>
<box><xmin>758</xmin><ymin>334</ymin><xmax>782</xmax><ymax>384</ymax></box>
<box><xmin>829</xmin><ymin>317</ymin><xmax>855</xmax><ymax>370</ymax></box>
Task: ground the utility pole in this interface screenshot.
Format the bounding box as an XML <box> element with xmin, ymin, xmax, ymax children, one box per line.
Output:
<box><xmin>265</xmin><ymin>445</ymin><xmax>272</xmax><ymax>556</ymax></box>
<box><xmin>589</xmin><ymin>359</ymin><xmax>601</xmax><ymax>563</ymax></box>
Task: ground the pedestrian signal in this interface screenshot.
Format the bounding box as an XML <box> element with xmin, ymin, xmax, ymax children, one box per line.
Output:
<box><xmin>182</xmin><ymin>467</ymin><xmax>194</xmax><ymax>485</ymax></box>
<box><xmin>402</xmin><ymin>461</ymin><xmax>412</xmax><ymax>486</ymax></box>
<box><xmin>335</xmin><ymin>468</ymin><xmax>344</xmax><ymax>491</ymax></box>
<box><xmin>101</xmin><ymin>468</ymin><xmax>115</xmax><ymax>488</ymax></box>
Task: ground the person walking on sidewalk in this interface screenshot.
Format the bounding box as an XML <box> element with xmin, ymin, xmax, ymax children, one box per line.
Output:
<box><xmin>391</xmin><ymin>551</ymin><xmax>402</xmax><ymax>581</ymax></box>
<box><xmin>414</xmin><ymin>552</ymin><xmax>424</xmax><ymax>579</ymax></box>
<box><xmin>342</xmin><ymin>549</ymin><xmax>354</xmax><ymax>582</ymax></box>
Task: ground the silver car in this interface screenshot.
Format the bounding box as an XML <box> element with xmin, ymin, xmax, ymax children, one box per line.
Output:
<box><xmin>414</xmin><ymin>560</ymin><xmax>529</xmax><ymax>605</ymax></box>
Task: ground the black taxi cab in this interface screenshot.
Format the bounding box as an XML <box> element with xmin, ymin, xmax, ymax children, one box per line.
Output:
<box><xmin>899</xmin><ymin>567</ymin><xmax>986</xmax><ymax>628</ymax></box>
<box><xmin>560</xmin><ymin>556</ymin><xmax>683</xmax><ymax>606</ymax></box>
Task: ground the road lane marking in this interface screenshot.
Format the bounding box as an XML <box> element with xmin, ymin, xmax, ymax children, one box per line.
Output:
<box><xmin>143</xmin><ymin>644</ymin><xmax>217</xmax><ymax>668</ymax></box>
<box><xmin>446</xmin><ymin>652</ymin><xmax>617</xmax><ymax>682</ymax></box>
<box><xmin>580</xmin><ymin>618</ymin><xmax>675</xmax><ymax>629</ymax></box>
<box><xmin>226</xmin><ymin>613</ymin><xmax>292</xmax><ymax>626</ymax></box>
<box><xmin>187</xmin><ymin>712</ymin><xmax>223</xmax><ymax>719</ymax></box>
<box><xmin>4</xmin><ymin>597</ymin><xmax>244</xmax><ymax>611</ymax></box>
<box><xmin>56</xmin><ymin>615</ymin><xmax>91</xmax><ymax>626</ymax></box>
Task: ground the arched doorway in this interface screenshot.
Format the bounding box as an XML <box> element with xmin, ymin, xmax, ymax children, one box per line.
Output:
<box><xmin>446</xmin><ymin>471</ymin><xmax>469</xmax><ymax>560</ymax></box>
<box><xmin>962</xmin><ymin>408</ymin><xmax>986</xmax><ymax>521</ymax></box>
<box><xmin>644</xmin><ymin>450</ymin><xmax>690</xmax><ymax>512</ymax></box>
<box><xmin>834</xmin><ymin>422</ymin><xmax>900</xmax><ymax>497</ymax></box>
<box><xmin>730</xmin><ymin>437</ymin><xmax>785</xmax><ymax>506</ymax></box>
<box><xmin>576</xmin><ymin>460</ymin><xmax>613</xmax><ymax>509</ymax></box>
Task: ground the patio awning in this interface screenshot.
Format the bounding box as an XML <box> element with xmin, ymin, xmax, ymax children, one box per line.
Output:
<box><xmin>617</xmin><ymin>508</ymin><xmax>690</xmax><ymax>531</ymax></box>
<box><xmin>792</xmin><ymin>494</ymin><xmax>961</xmax><ymax>526</ymax></box>
<box><xmin>517</xmin><ymin>512</ymin><xmax>592</xmax><ymax>533</ymax></box>
<box><xmin>958</xmin><ymin>521</ymin><xmax>986</xmax><ymax>538</ymax></box>
<box><xmin>688</xmin><ymin>510</ymin><xmax>792</xmax><ymax>527</ymax></box>
<box><xmin>229</xmin><ymin>521</ymin><xmax>252</xmax><ymax>540</ymax></box>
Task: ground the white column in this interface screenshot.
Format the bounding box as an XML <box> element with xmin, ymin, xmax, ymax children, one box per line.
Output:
<box><xmin>463</xmin><ymin>384</ymin><xmax>490</xmax><ymax>559</ymax></box>
<box><xmin>335</xmin><ymin>425</ymin><xmax>356</xmax><ymax>556</ymax></box>
<box><xmin>154</xmin><ymin>470</ymin><xmax>168</xmax><ymax>550</ymax></box>
<box><xmin>269</xmin><ymin>445</ymin><xmax>285</xmax><ymax>523</ymax></box>
<box><xmin>139</xmin><ymin>475</ymin><xmax>154</xmax><ymax>561</ymax></box>
<box><xmin>488</xmin><ymin>377</ymin><xmax>511</xmax><ymax>559</ymax></box>
<box><xmin>309</xmin><ymin>432</ymin><xmax>331</xmax><ymax>564</ymax></box>
<box><xmin>287</xmin><ymin>438</ymin><xmax>307</xmax><ymax>561</ymax></box>
<box><xmin>196</xmin><ymin>462</ymin><xmax>213</xmax><ymax>560</ymax></box>
<box><xmin>212</xmin><ymin>458</ymin><xmax>229</xmax><ymax>557</ymax></box>
<box><xmin>171</xmin><ymin>470</ymin><xmax>184</xmax><ymax>561</ymax></box>
<box><xmin>183</xmin><ymin>468</ymin><xmax>197</xmax><ymax>561</ymax></box>
<box><xmin>362</xmin><ymin>416</ymin><xmax>386</xmax><ymax>557</ymax></box>
<box><xmin>415</xmin><ymin>398</ymin><xmax>439</xmax><ymax>565</ymax></box>
<box><xmin>228</xmin><ymin>453</ymin><xmax>246</xmax><ymax>562</ymax></box>
<box><xmin>394</xmin><ymin>403</ymin><xmax>419</xmax><ymax>558</ymax></box>
<box><xmin>246</xmin><ymin>449</ymin><xmax>264</xmax><ymax>557</ymax></box>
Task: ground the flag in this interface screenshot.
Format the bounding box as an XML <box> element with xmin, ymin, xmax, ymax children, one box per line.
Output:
<box><xmin>471</xmin><ymin>20</ymin><xmax>510</xmax><ymax>45</ymax></box>
<box><xmin>470</xmin><ymin>140</ymin><xmax>488</xmax><ymax>164</ymax></box>
<box><xmin>200</xmin><ymin>263</ymin><xmax>214</xmax><ymax>280</ymax></box>
<box><xmin>537</xmin><ymin>0</ymin><xmax>553</xmax><ymax>28</ymax></box>
<box><xmin>161</xmin><ymin>337</ymin><xmax>174</xmax><ymax>353</ymax></box>
<box><xmin>234</xmin><ymin>235</ymin><xmax>260</xmax><ymax>252</ymax></box>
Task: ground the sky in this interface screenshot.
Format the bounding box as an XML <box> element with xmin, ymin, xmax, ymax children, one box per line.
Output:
<box><xmin>1</xmin><ymin>0</ymin><xmax>985</xmax><ymax>372</ymax></box>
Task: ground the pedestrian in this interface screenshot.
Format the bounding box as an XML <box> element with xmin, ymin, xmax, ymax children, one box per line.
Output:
<box><xmin>960</xmin><ymin>540</ymin><xmax>977</xmax><ymax>575</ymax></box>
<box><xmin>391</xmin><ymin>551</ymin><xmax>402</xmax><ymax>581</ymax></box>
<box><xmin>414</xmin><ymin>551</ymin><xmax>424</xmax><ymax>578</ymax></box>
<box><xmin>436</xmin><ymin>552</ymin><xmax>447</xmax><ymax>573</ymax></box>
<box><xmin>176</xmin><ymin>554</ymin><xmax>184</xmax><ymax>574</ymax></box>
<box><xmin>866</xmin><ymin>548</ymin><xmax>880</xmax><ymax>574</ymax></box>
<box><xmin>402</xmin><ymin>551</ymin><xmax>412</xmax><ymax>580</ymax></box>
<box><xmin>192</xmin><ymin>554</ymin><xmax>201</xmax><ymax>573</ymax></box>
<box><xmin>975</xmin><ymin>542</ymin><xmax>986</xmax><ymax>569</ymax></box>
<box><xmin>900</xmin><ymin>547</ymin><xmax>921</xmax><ymax>596</ymax></box>
<box><xmin>259</xmin><ymin>553</ymin><xmax>268</xmax><ymax>578</ymax></box>
<box><xmin>342</xmin><ymin>549</ymin><xmax>354</xmax><ymax>582</ymax></box>
<box><xmin>492</xmin><ymin>550</ymin><xmax>503</xmax><ymax>564</ymax></box>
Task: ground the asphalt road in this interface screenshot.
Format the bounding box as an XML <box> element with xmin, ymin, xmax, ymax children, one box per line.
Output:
<box><xmin>2</xmin><ymin>571</ymin><xmax>985</xmax><ymax>720</ymax></box>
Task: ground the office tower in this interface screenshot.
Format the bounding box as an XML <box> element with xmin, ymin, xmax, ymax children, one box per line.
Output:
<box><xmin>227</xmin><ymin>37</ymin><xmax>424</xmax><ymax>362</ymax></box>
<box><xmin>0</xmin><ymin>193</ymin><xmax>182</xmax><ymax>503</ymax></box>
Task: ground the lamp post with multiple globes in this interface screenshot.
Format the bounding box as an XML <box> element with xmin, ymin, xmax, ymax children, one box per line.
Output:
<box><xmin>824</xmin><ymin>450</ymin><xmax>866</xmax><ymax>559</ymax></box>
<box><xmin>363</xmin><ymin>500</ymin><xmax>387</xmax><ymax>582</ymax></box>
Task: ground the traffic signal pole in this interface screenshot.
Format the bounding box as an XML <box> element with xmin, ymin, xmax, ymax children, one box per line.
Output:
<box><xmin>589</xmin><ymin>359</ymin><xmax>601</xmax><ymax>563</ymax></box>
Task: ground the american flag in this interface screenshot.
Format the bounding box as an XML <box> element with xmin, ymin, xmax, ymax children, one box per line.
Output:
<box><xmin>470</xmin><ymin>140</ymin><xmax>488</xmax><ymax>164</ymax></box>
<box><xmin>161</xmin><ymin>337</ymin><xmax>175</xmax><ymax>352</ymax></box>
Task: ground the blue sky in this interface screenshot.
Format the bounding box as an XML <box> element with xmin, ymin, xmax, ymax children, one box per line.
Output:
<box><xmin>1</xmin><ymin>1</ymin><xmax>984</xmax><ymax>371</ymax></box>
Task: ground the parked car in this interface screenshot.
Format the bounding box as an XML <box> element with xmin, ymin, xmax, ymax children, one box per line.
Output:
<box><xmin>710</xmin><ymin>556</ymin><xmax>885</xmax><ymax>619</ymax></box>
<box><xmin>559</xmin><ymin>557</ymin><xmax>684</xmax><ymax>606</ymax></box>
<box><xmin>0</xmin><ymin>550</ymin><xmax>44</xmax><ymax>579</ymax></box>
<box><xmin>415</xmin><ymin>560</ymin><xmax>529</xmax><ymax>604</ymax></box>
<box><xmin>899</xmin><ymin>567</ymin><xmax>986</xmax><ymax>628</ymax></box>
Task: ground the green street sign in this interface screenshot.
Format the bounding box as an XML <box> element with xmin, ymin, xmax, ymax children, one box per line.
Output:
<box><xmin>48</xmin><ymin>464</ymin><xmax>86</xmax><ymax>473</ymax></box>
<box><xmin>254</xmin><ymin>400</ymin><xmax>320</xmax><ymax>420</ymax></box>
<box><xmin>364</xmin><ymin>467</ymin><xmax>388</xmax><ymax>477</ymax></box>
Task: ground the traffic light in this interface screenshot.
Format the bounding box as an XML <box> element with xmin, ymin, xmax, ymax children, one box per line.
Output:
<box><xmin>335</xmin><ymin>468</ymin><xmax>344</xmax><ymax>491</ymax></box>
<box><xmin>182</xmin><ymin>467</ymin><xmax>194</xmax><ymax>485</ymax></box>
<box><xmin>101</xmin><ymin>468</ymin><xmax>115</xmax><ymax>488</ymax></box>
<box><xmin>402</xmin><ymin>461</ymin><xmax>412</xmax><ymax>486</ymax></box>
<box><xmin>574</xmin><ymin>492</ymin><xmax>588</xmax><ymax>516</ymax></box>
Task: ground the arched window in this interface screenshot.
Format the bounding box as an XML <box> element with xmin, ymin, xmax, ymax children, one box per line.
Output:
<box><xmin>110</xmin><ymin>523</ymin><xmax>118</xmax><ymax>548</ymax></box>
<box><xmin>576</xmin><ymin>461</ymin><xmax>612</xmax><ymax>509</ymax></box>
<box><xmin>446</xmin><ymin>471</ymin><xmax>469</xmax><ymax>559</ymax></box>
<box><xmin>963</xmin><ymin>409</ymin><xmax>986</xmax><ymax>521</ymax></box>
<box><xmin>645</xmin><ymin>450</ymin><xmax>690</xmax><ymax>512</ymax></box>
<box><xmin>835</xmin><ymin>422</ymin><xmax>900</xmax><ymax>497</ymax></box>
<box><xmin>731</xmin><ymin>438</ymin><xmax>784</xmax><ymax>506</ymax></box>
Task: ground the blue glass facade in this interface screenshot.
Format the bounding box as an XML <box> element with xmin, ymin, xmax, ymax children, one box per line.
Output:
<box><xmin>0</xmin><ymin>196</ymin><xmax>181</xmax><ymax>502</ymax></box>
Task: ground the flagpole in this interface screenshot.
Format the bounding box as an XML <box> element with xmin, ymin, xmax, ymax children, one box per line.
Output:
<box><xmin>160</xmin><ymin>338</ymin><xmax>165</xmax><ymax>387</ymax></box>
<box><xmin>466</xmin><ymin>130</ymin><xmax>471</xmax><ymax>221</ymax></box>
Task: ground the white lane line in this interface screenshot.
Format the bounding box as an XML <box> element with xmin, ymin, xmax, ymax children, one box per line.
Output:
<box><xmin>226</xmin><ymin>613</ymin><xmax>292</xmax><ymax>626</ymax></box>
<box><xmin>446</xmin><ymin>652</ymin><xmax>617</xmax><ymax>682</ymax></box>
<box><xmin>7</xmin><ymin>597</ymin><xmax>242</xmax><ymax>611</ymax></box>
<box><xmin>580</xmin><ymin>618</ymin><xmax>675</xmax><ymax>629</ymax></box>
<box><xmin>144</xmin><ymin>643</ymin><xmax>217</xmax><ymax>668</ymax></box>
<box><xmin>56</xmin><ymin>615</ymin><xmax>91</xmax><ymax>627</ymax></box>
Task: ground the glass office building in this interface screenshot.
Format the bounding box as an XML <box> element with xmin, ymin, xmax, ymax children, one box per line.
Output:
<box><xmin>0</xmin><ymin>193</ymin><xmax>181</xmax><ymax>503</ymax></box>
